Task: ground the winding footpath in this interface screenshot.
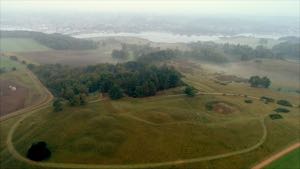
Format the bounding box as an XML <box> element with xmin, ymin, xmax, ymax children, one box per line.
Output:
<box><xmin>2</xmin><ymin>72</ymin><xmax>283</xmax><ymax>169</ymax></box>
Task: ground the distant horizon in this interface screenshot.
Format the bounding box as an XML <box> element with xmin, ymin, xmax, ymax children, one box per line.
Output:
<box><xmin>1</xmin><ymin>0</ymin><xmax>299</xmax><ymax>17</ymax></box>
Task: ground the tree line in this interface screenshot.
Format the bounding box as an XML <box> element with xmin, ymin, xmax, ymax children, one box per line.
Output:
<box><xmin>1</xmin><ymin>31</ymin><xmax>98</xmax><ymax>50</ymax></box>
<box><xmin>30</xmin><ymin>62</ymin><xmax>183</xmax><ymax>105</ymax></box>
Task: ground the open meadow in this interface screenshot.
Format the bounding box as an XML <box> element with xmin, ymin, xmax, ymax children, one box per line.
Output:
<box><xmin>0</xmin><ymin>58</ymin><xmax>299</xmax><ymax>168</ymax></box>
<box><xmin>0</xmin><ymin>38</ymin><xmax>50</xmax><ymax>52</ymax></box>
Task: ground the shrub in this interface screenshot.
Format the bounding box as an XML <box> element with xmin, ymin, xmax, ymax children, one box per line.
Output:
<box><xmin>27</xmin><ymin>141</ymin><xmax>51</xmax><ymax>161</ymax></box>
<box><xmin>269</xmin><ymin>114</ymin><xmax>283</xmax><ymax>120</ymax></box>
<box><xmin>12</xmin><ymin>67</ymin><xmax>17</xmax><ymax>71</ymax></box>
<box><xmin>244</xmin><ymin>99</ymin><xmax>253</xmax><ymax>104</ymax></box>
<box><xmin>260</xmin><ymin>96</ymin><xmax>275</xmax><ymax>103</ymax></box>
<box><xmin>274</xmin><ymin>108</ymin><xmax>290</xmax><ymax>113</ymax></box>
<box><xmin>9</xmin><ymin>55</ymin><xmax>18</xmax><ymax>61</ymax></box>
<box><xmin>277</xmin><ymin>100</ymin><xmax>293</xmax><ymax>107</ymax></box>
<box><xmin>184</xmin><ymin>85</ymin><xmax>197</xmax><ymax>97</ymax></box>
<box><xmin>205</xmin><ymin>101</ymin><xmax>219</xmax><ymax>111</ymax></box>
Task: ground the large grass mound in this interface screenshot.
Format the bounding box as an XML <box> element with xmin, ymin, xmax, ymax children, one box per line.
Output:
<box><xmin>13</xmin><ymin>95</ymin><xmax>265</xmax><ymax>164</ymax></box>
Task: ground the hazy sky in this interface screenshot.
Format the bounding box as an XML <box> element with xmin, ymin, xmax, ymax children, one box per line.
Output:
<box><xmin>1</xmin><ymin>0</ymin><xmax>299</xmax><ymax>17</ymax></box>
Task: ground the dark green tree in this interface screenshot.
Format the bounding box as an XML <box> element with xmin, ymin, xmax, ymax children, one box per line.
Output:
<box><xmin>184</xmin><ymin>86</ymin><xmax>197</xmax><ymax>97</ymax></box>
<box><xmin>108</xmin><ymin>85</ymin><xmax>123</xmax><ymax>100</ymax></box>
<box><xmin>52</xmin><ymin>98</ymin><xmax>63</xmax><ymax>112</ymax></box>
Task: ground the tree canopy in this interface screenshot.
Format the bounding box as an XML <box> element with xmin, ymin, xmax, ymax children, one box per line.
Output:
<box><xmin>32</xmin><ymin>62</ymin><xmax>183</xmax><ymax>101</ymax></box>
<box><xmin>249</xmin><ymin>76</ymin><xmax>271</xmax><ymax>88</ymax></box>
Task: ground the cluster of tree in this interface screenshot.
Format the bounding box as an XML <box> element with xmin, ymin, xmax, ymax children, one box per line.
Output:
<box><xmin>112</xmin><ymin>43</ymin><xmax>160</xmax><ymax>61</ymax></box>
<box><xmin>31</xmin><ymin>62</ymin><xmax>182</xmax><ymax>103</ymax></box>
<box><xmin>249</xmin><ymin>76</ymin><xmax>271</xmax><ymax>88</ymax></box>
<box><xmin>187</xmin><ymin>42</ymin><xmax>229</xmax><ymax>63</ymax></box>
<box><xmin>186</xmin><ymin>41</ymin><xmax>299</xmax><ymax>62</ymax></box>
<box><xmin>112</xmin><ymin>49</ymin><xmax>129</xmax><ymax>60</ymax></box>
<box><xmin>1</xmin><ymin>31</ymin><xmax>98</xmax><ymax>50</ymax></box>
<box><xmin>137</xmin><ymin>49</ymin><xmax>178</xmax><ymax>64</ymax></box>
<box><xmin>272</xmin><ymin>41</ymin><xmax>300</xmax><ymax>59</ymax></box>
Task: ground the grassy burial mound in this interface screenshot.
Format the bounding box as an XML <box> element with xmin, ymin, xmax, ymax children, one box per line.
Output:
<box><xmin>13</xmin><ymin>95</ymin><xmax>264</xmax><ymax>165</ymax></box>
<box><xmin>205</xmin><ymin>101</ymin><xmax>237</xmax><ymax>114</ymax></box>
<box><xmin>0</xmin><ymin>31</ymin><xmax>97</xmax><ymax>51</ymax></box>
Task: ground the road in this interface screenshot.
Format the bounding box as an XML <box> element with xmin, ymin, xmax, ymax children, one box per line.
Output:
<box><xmin>4</xmin><ymin>75</ymin><xmax>271</xmax><ymax>169</ymax></box>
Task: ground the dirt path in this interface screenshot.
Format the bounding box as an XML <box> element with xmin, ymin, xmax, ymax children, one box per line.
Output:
<box><xmin>251</xmin><ymin>142</ymin><xmax>300</xmax><ymax>169</ymax></box>
<box><xmin>5</xmin><ymin>86</ymin><xmax>269</xmax><ymax>169</ymax></box>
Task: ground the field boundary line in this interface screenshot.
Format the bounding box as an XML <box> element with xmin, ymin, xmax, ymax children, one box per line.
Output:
<box><xmin>251</xmin><ymin>142</ymin><xmax>300</xmax><ymax>169</ymax></box>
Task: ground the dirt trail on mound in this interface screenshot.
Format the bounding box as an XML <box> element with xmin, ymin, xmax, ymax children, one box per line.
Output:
<box><xmin>251</xmin><ymin>142</ymin><xmax>300</xmax><ymax>169</ymax></box>
<box><xmin>6</xmin><ymin>89</ymin><xmax>269</xmax><ymax>169</ymax></box>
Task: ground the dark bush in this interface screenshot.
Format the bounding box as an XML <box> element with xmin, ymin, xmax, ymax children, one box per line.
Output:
<box><xmin>9</xmin><ymin>55</ymin><xmax>18</xmax><ymax>61</ymax></box>
<box><xmin>274</xmin><ymin>108</ymin><xmax>290</xmax><ymax>113</ymax></box>
<box><xmin>244</xmin><ymin>99</ymin><xmax>253</xmax><ymax>104</ymax></box>
<box><xmin>269</xmin><ymin>114</ymin><xmax>283</xmax><ymax>120</ymax></box>
<box><xmin>260</xmin><ymin>96</ymin><xmax>275</xmax><ymax>103</ymax></box>
<box><xmin>277</xmin><ymin>100</ymin><xmax>293</xmax><ymax>107</ymax></box>
<box><xmin>27</xmin><ymin>141</ymin><xmax>51</xmax><ymax>161</ymax></box>
<box><xmin>184</xmin><ymin>85</ymin><xmax>197</xmax><ymax>97</ymax></box>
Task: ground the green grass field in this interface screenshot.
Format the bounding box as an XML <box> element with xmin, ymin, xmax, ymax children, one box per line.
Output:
<box><xmin>0</xmin><ymin>38</ymin><xmax>50</xmax><ymax>52</ymax></box>
<box><xmin>0</xmin><ymin>51</ymin><xmax>299</xmax><ymax>169</ymax></box>
<box><xmin>0</xmin><ymin>56</ymin><xmax>23</xmax><ymax>71</ymax></box>
<box><xmin>265</xmin><ymin>148</ymin><xmax>300</xmax><ymax>169</ymax></box>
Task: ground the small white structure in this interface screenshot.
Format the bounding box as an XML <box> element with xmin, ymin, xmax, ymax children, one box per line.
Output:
<box><xmin>8</xmin><ymin>85</ymin><xmax>17</xmax><ymax>91</ymax></box>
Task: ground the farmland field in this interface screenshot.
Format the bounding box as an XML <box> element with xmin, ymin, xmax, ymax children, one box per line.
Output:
<box><xmin>0</xmin><ymin>56</ymin><xmax>46</xmax><ymax>116</ymax></box>
<box><xmin>0</xmin><ymin>38</ymin><xmax>50</xmax><ymax>52</ymax></box>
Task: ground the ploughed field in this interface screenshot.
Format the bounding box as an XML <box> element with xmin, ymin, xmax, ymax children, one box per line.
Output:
<box><xmin>0</xmin><ymin>80</ymin><xmax>28</xmax><ymax>116</ymax></box>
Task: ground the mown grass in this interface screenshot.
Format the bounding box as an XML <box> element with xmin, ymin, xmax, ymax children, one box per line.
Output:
<box><xmin>265</xmin><ymin>148</ymin><xmax>300</xmax><ymax>169</ymax></box>
<box><xmin>0</xmin><ymin>38</ymin><xmax>50</xmax><ymax>52</ymax></box>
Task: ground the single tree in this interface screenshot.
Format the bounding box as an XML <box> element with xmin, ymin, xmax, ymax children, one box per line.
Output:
<box><xmin>184</xmin><ymin>86</ymin><xmax>197</xmax><ymax>97</ymax></box>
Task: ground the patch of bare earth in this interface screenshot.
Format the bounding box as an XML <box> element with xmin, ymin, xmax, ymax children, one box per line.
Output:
<box><xmin>212</xmin><ymin>102</ymin><xmax>235</xmax><ymax>114</ymax></box>
<box><xmin>0</xmin><ymin>80</ymin><xmax>28</xmax><ymax>116</ymax></box>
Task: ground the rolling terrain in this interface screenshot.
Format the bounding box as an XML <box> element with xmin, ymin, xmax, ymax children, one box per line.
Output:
<box><xmin>0</xmin><ymin>33</ymin><xmax>299</xmax><ymax>169</ymax></box>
